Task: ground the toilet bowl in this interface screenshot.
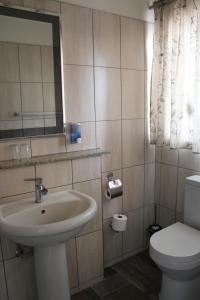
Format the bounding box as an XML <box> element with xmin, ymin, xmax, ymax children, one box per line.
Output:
<box><xmin>150</xmin><ymin>222</ymin><xmax>200</xmax><ymax>300</ymax></box>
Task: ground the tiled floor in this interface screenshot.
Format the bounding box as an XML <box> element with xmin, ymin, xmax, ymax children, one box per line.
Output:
<box><xmin>72</xmin><ymin>251</ymin><xmax>161</xmax><ymax>300</ymax></box>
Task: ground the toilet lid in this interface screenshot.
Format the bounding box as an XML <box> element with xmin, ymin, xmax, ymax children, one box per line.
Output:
<box><xmin>150</xmin><ymin>222</ymin><xmax>200</xmax><ymax>270</ymax></box>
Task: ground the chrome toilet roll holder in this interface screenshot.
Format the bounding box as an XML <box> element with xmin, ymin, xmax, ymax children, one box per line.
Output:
<box><xmin>105</xmin><ymin>172</ymin><xmax>123</xmax><ymax>200</ymax></box>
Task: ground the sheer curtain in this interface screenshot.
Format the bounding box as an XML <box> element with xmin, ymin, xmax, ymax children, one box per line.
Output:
<box><xmin>150</xmin><ymin>0</ymin><xmax>200</xmax><ymax>153</ymax></box>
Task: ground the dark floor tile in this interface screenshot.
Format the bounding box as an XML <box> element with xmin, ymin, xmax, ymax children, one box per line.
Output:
<box><xmin>138</xmin><ymin>251</ymin><xmax>158</xmax><ymax>269</ymax></box>
<box><xmin>148</xmin><ymin>294</ymin><xmax>159</xmax><ymax>300</ymax></box>
<box><xmin>93</xmin><ymin>273</ymin><xmax>128</xmax><ymax>297</ymax></box>
<box><xmin>103</xmin><ymin>284</ymin><xmax>151</xmax><ymax>300</ymax></box>
<box><xmin>72</xmin><ymin>288</ymin><xmax>101</xmax><ymax>300</ymax></box>
<box><xmin>113</xmin><ymin>253</ymin><xmax>161</xmax><ymax>296</ymax></box>
<box><xmin>104</xmin><ymin>267</ymin><xmax>117</xmax><ymax>279</ymax></box>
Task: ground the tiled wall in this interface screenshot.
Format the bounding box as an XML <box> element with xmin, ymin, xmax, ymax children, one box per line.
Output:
<box><xmin>155</xmin><ymin>146</ymin><xmax>200</xmax><ymax>228</ymax></box>
<box><xmin>0</xmin><ymin>0</ymin><xmax>155</xmax><ymax>299</ymax></box>
<box><xmin>0</xmin><ymin>42</ymin><xmax>55</xmax><ymax>131</ymax></box>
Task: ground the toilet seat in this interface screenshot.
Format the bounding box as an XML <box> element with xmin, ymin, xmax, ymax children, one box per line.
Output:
<box><xmin>150</xmin><ymin>222</ymin><xmax>200</xmax><ymax>270</ymax></box>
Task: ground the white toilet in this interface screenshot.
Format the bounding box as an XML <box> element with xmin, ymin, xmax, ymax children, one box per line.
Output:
<box><xmin>150</xmin><ymin>175</ymin><xmax>200</xmax><ymax>300</ymax></box>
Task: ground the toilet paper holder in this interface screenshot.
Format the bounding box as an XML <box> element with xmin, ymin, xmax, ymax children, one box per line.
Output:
<box><xmin>105</xmin><ymin>172</ymin><xmax>123</xmax><ymax>200</ymax></box>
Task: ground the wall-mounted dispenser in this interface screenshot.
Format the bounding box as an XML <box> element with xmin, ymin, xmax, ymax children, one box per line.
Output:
<box><xmin>104</xmin><ymin>172</ymin><xmax>123</xmax><ymax>200</ymax></box>
<box><xmin>64</xmin><ymin>123</ymin><xmax>82</xmax><ymax>144</ymax></box>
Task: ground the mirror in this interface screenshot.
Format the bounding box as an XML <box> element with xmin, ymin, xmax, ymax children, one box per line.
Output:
<box><xmin>0</xmin><ymin>6</ymin><xmax>63</xmax><ymax>139</ymax></box>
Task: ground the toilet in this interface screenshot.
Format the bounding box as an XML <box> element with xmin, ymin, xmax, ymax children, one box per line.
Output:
<box><xmin>150</xmin><ymin>175</ymin><xmax>200</xmax><ymax>300</ymax></box>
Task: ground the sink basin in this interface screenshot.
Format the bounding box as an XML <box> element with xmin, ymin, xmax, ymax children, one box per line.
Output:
<box><xmin>0</xmin><ymin>190</ymin><xmax>97</xmax><ymax>246</ymax></box>
<box><xmin>0</xmin><ymin>190</ymin><xmax>97</xmax><ymax>300</ymax></box>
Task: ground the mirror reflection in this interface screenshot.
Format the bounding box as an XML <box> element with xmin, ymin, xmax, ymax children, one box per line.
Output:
<box><xmin>0</xmin><ymin>7</ymin><xmax>63</xmax><ymax>139</ymax></box>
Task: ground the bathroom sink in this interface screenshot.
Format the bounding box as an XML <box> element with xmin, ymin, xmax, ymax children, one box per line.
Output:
<box><xmin>0</xmin><ymin>190</ymin><xmax>97</xmax><ymax>246</ymax></box>
<box><xmin>0</xmin><ymin>189</ymin><xmax>97</xmax><ymax>300</ymax></box>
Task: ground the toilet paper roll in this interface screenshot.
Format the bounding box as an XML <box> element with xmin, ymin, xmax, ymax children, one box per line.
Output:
<box><xmin>104</xmin><ymin>179</ymin><xmax>123</xmax><ymax>200</ymax></box>
<box><xmin>112</xmin><ymin>214</ymin><xmax>127</xmax><ymax>232</ymax></box>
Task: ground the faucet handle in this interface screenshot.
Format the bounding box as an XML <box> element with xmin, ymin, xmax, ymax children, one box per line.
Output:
<box><xmin>24</xmin><ymin>177</ymin><xmax>42</xmax><ymax>185</ymax></box>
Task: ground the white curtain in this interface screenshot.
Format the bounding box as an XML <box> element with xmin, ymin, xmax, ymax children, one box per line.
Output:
<box><xmin>150</xmin><ymin>0</ymin><xmax>200</xmax><ymax>152</ymax></box>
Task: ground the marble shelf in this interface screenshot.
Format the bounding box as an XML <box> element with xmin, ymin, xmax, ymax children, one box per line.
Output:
<box><xmin>0</xmin><ymin>148</ymin><xmax>110</xmax><ymax>170</ymax></box>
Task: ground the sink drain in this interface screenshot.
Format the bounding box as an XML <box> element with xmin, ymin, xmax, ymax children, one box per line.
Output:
<box><xmin>41</xmin><ymin>209</ymin><xmax>46</xmax><ymax>214</ymax></box>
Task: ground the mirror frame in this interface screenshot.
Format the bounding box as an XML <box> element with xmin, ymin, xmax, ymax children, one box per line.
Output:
<box><xmin>0</xmin><ymin>6</ymin><xmax>63</xmax><ymax>139</ymax></box>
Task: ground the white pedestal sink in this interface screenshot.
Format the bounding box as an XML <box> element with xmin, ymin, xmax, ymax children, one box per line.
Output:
<box><xmin>0</xmin><ymin>190</ymin><xmax>97</xmax><ymax>300</ymax></box>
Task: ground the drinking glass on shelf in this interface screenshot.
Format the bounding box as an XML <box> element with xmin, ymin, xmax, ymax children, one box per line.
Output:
<box><xmin>20</xmin><ymin>144</ymin><xmax>31</xmax><ymax>161</ymax></box>
<box><xmin>10</xmin><ymin>144</ymin><xmax>20</xmax><ymax>160</ymax></box>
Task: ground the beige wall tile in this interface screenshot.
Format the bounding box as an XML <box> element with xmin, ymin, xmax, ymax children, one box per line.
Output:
<box><xmin>76</xmin><ymin>230</ymin><xmax>103</xmax><ymax>284</ymax></box>
<box><xmin>21</xmin><ymin>83</ymin><xmax>43</xmax><ymax>113</ymax></box>
<box><xmin>74</xmin><ymin>179</ymin><xmax>102</xmax><ymax>235</ymax></box>
<box><xmin>36</xmin><ymin>161</ymin><xmax>72</xmax><ymax>188</ymax></box>
<box><xmin>176</xmin><ymin>211</ymin><xmax>184</xmax><ymax>223</ymax></box>
<box><xmin>0</xmin><ymin>120</ymin><xmax>22</xmax><ymax>131</ymax></box>
<box><xmin>144</xmin><ymin>163</ymin><xmax>155</xmax><ymax>205</ymax></box>
<box><xmin>93</xmin><ymin>10</ymin><xmax>120</xmax><ymax>68</ymax></box>
<box><xmin>43</xmin><ymin>83</ymin><xmax>55</xmax><ymax>112</ymax></box>
<box><xmin>23</xmin><ymin>119</ymin><xmax>44</xmax><ymax>130</ymax></box>
<box><xmin>161</xmin><ymin>146</ymin><xmax>178</xmax><ymax>166</ymax></box>
<box><xmin>160</xmin><ymin>164</ymin><xmax>178</xmax><ymax>210</ymax></box>
<box><xmin>31</xmin><ymin>136</ymin><xmax>66</xmax><ymax>156</ymax></box>
<box><xmin>1</xmin><ymin>0</ymin><xmax>23</xmax><ymax>6</ymax></box>
<box><xmin>122</xmin><ymin>119</ymin><xmax>144</xmax><ymax>168</ymax></box>
<box><xmin>122</xmin><ymin>69</ymin><xmax>144</xmax><ymax>119</ymax></box>
<box><xmin>123</xmin><ymin>208</ymin><xmax>143</xmax><ymax>254</ymax></box>
<box><xmin>144</xmin><ymin>22</ymin><xmax>154</xmax><ymax>72</ymax></box>
<box><xmin>61</xmin><ymin>3</ymin><xmax>93</xmax><ymax>65</ymax></box>
<box><xmin>123</xmin><ymin>165</ymin><xmax>144</xmax><ymax>212</ymax></box>
<box><xmin>1</xmin><ymin>237</ymin><xmax>31</xmax><ymax>262</ymax></box>
<box><xmin>19</xmin><ymin>45</ymin><xmax>42</xmax><ymax>82</ymax></box>
<box><xmin>95</xmin><ymin>67</ymin><xmax>121</xmax><ymax>121</ymax></box>
<box><xmin>96</xmin><ymin>120</ymin><xmax>122</xmax><ymax>172</ymax></box>
<box><xmin>143</xmin><ymin>204</ymin><xmax>155</xmax><ymax>248</ymax></box>
<box><xmin>0</xmin><ymin>192</ymin><xmax>35</xmax><ymax>205</ymax></box>
<box><xmin>48</xmin><ymin>184</ymin><xmax>72</xmax><ymax>194</ymax></box>
<box><xmin>0</xmin><ymin>42</ymin><xmax>19</xmax><ymax>82</ymax></box>
<box><xmin>179</xmin><ymin>149</ymin><xmax>200</xmax><ymax>171</ymax></box>
<box><xmin>0</xmin><ymin>139</ymin><xmax>31</xmax><ymax>161</ymax></box>
<box><xmin>24</xmin><ymin>0</ymin><xmax>60</xmax><ymax>13</ymax></box>
<box><xmin>145</xmin><ymin>119</ymin><xmax>155</xmax><ymax>163</ymax></box>
<box><xmin>0</xmin><ymin>167</ymin><xmax>35</xmax><ymax>198</ymax></box>
<box><xmin>176</xmin><ymin>168</ymin><xmax>200</xmax><ymax>213</ymax></box>
<box><xmin>102</xmin><ymin>170</ymin><xmax>123</xmax><ymax>219</ymax></box>
<box><xmin>72</xmin><ymin>157</ymin><xmax>101</xmax><ymax>183</ymax></box>
<box><xmin>103</xmin><ymin>218</ymin><xmax>122</xmax><ymax>264</ymax></box>
<box><xmin>155</xmin><ymin>162</ymin><xmax>161</xmax><ymax>204</ymax></box>
<box><xmin>0</xmin><ymin>262</ymin><xmax>8</xmax><ymax>300</ymax></box>
<box><xmin>155</xmin><ymin>146</ymin><xmax>162</xmax><ymax>162</ymax></box>
<box><xmin>41</xmin><ymin>46</ymin><xmax>54</xmax><ymax>83</ymax></box>
<box><xmin>158</xmin><ymin>206</ymin><xmax>175</xmax><ymax>228</ymax></box>
<box><xmin>121</xmin><ymin>17</ymin><xmax>144</xmax><ymax>70</ymax></box>
<box><xmin>64</xmin><ymin>65</ymin><xmax>95</xmax><ymax>122</ymax></box>
<box><xmin>0</xmin><ymin>83</ymin><xmax>21</xmax><ymax>121</ymax></box>
<box><xmin>5</xmin><ymin>256</ymin><xmax>37</xmax><ymax>300</ymax></box>
<box><xmin>66</xmin><ymin>239</ymin><xmax>78</xmax><ymax>289</ymax></box>
<box><xmin>1</xmin><ymin>237</ymin><xmax>17</xmax><ymax>260</ymax></box>
<box><xmin>66</xmin><ymin>122</ymin><xmax>96</xmax><ymax>152</ymax></box>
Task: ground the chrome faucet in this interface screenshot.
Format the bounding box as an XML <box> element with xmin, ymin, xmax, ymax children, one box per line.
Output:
<box><xmin>24</xmin><ymin>177</ymin><xmax>48</xmax><ymax>203</ymax></box>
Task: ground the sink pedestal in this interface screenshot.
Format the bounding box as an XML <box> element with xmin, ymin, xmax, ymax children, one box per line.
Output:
<box><xmin>34</xmin><ymin>243</ymin><xmax>70</xmax><ymax>300</ymax></box>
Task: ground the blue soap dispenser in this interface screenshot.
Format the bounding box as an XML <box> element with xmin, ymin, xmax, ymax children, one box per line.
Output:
<box><xmin>69</xmin><ymin>123</ymin><xmax>82</xmax><ymax>144</ymax></box>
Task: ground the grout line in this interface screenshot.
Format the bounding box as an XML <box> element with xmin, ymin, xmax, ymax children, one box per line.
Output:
<box><xmin>91</xmin><ymin>8</ymin><xmax>98</xmax><ymax>151</ymax></box>
<box><xmin>0</xmin><ymin>241</ymin><xmax>10</xmax><ymax>300</ymax></box>
<box><xmin>119</xmin><ymin>15</ymin><xmax>124</xmax><ymax>258</ymax></box>
<box><xmin>74</xmin><ymin>236</ymin><xmax>80</xmax><ymax>289</ymax></box>
<box><xmin>61</xmin><ymin>63</ymin><xmax>146</xmax><ymax>72</ymax></box>
<box><xmin>17</xmin><ymin>43</ymin><xmax>24</xmax><ymax>132</ymax></box>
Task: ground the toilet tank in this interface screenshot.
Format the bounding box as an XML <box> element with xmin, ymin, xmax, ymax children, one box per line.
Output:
<box><xmin>184</xmin><ymin>175</ymin><xmax>200</xmax><ymax>229</ymax></box>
